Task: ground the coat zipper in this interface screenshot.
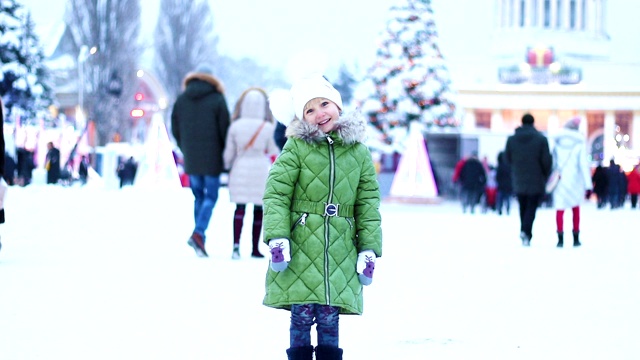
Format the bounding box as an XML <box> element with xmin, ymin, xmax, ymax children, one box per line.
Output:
<box><xmin>324</xmin><ymin>135</ymin><xmax>335</xmax><ymax>305</ymax></box>
<box><xmin>291</xmin><ymin>213</ymin><xmax>308</xmax><ymax>231</ymax></box>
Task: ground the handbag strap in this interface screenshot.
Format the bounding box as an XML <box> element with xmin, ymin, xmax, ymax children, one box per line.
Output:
<box><xmin>243</xmin><ymin>121</ymin><xmax>266</xmax><ymax>151</ymax></box>
<box><xmin>555</xmin><ymin>145</ymin><xmax>580</xmax><ymax>171</ymax></box>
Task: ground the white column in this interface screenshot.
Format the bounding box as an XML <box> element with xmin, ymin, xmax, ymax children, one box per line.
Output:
<box><xmin>548</xmin><ymin>111</ymin><xmax>560</xmax><ymax>136</ymax></box>
<box><xmin>514</xmin><ymin>0</ymin><xmax>522</xmax><ymax>26</ymax></box>
<box><xmin>562</xmin><ymin>0</ymin><xmax>571</xmax><ymax>30</ymax></box>
<box><xmin>524</xmin><ymin>0</ymin><xmax>532</xmax><ymax>27</ymax></box>
<box><xmin>594</xmin><ymin>0</ymin><xmax>603</xmax><ymax>35</ymax></box>
<box><xmin>631</xmin><ymin>111</ymin><xmax>640</xmax><ymax>151</ymax></box>
<box><xmin>550</xmin><ymin>0</ymin><xmax>559</xmax><ymax>28</ymax></box>
<box><xmin>462</xmin><ymin>109</ymin><xmax>476</xmax><ymax>132</ymax></box>
<box><xmin>598</xmin><ymin>0</ymin><xmax>606</xmax><ymax>36</ymax></box>
<box><xmin>584</xmin><ymin>0</ymin><xmax>593</xmax><ymax>33</ymax></box>
<box><xmin>537</xmin><ymin>0</ymin><xmax>545</xmax><ymax>27</ymax></box>
<box><xmin>575</xmin><ymin>0</ymin><xmax>584</xmax><ymax>30</ymax></box>
<box><xmin>576</xmin><ymin>111</ymin><xmax>588</xmax><ymax>134</ymax></box>
<box><xmin>603</xmin><ymin>111</ymin><xmax>616</xmax><ymax>162</ymax></box>
<box><xmin>498</xmin><ymin>0</ymin><xmax>505</xmax><ymax>27</ymax></box>
<box><xmin>490</xmin><ymin>109</ymin><xmax>505</xmax><ymax>132</ymax></box>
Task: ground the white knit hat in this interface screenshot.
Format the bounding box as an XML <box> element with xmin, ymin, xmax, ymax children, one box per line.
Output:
<box><xmin>269</xmin><ymin>74</ymin><xmax>343</xmax><ymax>126</ymax></box>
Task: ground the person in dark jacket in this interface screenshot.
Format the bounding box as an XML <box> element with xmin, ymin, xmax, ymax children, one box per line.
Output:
<box><xmin>116</xmin><ymin>156</ymin><xmax>138</xmax><ymax>188</ymax></box>
<box><xmin>591</xmin><ymin>161</ymin><xmax>608</xmax><ymax>209</ymax></box>
<box><xmin>458</xmin><ymin>152</ymin><xmax>486</xmax><ymax>214</ymax></box>
<box><xmin>605</xmin><ymin>159</ymin><xmax>623</xmax><ymax>209</ymax></box>
<box><xmin>495</xmin><ymin>151</ymin><xmax>513</xmax><ymax>215</ymax></box>
<box><xmin>273</xmin><ymin>121</ymin><xmax>287</xmax><ymax>150</ymax></box>
<box><xmin>505</xmin><ymin>113</ymin><xmax>552</xmax><ymax>246</ymax></box>
<box><xmin>0</xmin><ymin>98</ymin><xmax>6</xmax><ymax>251</ymax></box>
<box><xmin>171</xmin><ymin>64</ymin><xmax>230</xmax><ymax>257</ymax></box>
<box><xmin>3</xmin><ymin>151</ymin><xmax>15</xmax><ymax>186</ymax></box>
<box><xmin>45</xmin><ymin>142</ymin><xmax>61</xmax><ymax>184</ymax></box>
<box><xmin>78</xmin><ymin>155</ymin><xmax>89</xmax><ymax>185</ymax></box>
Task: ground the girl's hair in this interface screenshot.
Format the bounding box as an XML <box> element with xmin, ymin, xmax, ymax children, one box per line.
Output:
<box><xmin>231</xmin><ymin>87</ymin><xmax>273</xmax><ymax>123</ymax></box>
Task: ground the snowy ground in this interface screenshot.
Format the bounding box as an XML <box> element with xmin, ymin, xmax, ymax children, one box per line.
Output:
<box><xmin>1</xmin><ymin>184</ymin><xmax>639</xmax><ymax>360</ymax></box>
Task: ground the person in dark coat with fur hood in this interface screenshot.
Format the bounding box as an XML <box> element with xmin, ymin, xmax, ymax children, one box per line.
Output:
<box><xmin>505</xmin><ymin>113</ymin><xmax>552</xmax><ymax>246</ymax></box>
<box><xmin>171</xmin><ymin>64</ymin><xmax>231</xmax><ymax>257</ymax></box>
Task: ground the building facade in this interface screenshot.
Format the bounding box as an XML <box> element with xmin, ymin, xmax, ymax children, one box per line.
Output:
<box><xmin>433</xmin><ymin>0</ymin><xmax>639</xmax><ymax>170</ymax></box>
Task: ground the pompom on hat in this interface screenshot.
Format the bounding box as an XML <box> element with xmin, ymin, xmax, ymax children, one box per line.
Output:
<box><xmin>564</xmin><ymin>117</ymin><xmax>581</xmax><ymax>130</ymax></box>
<box><xmin>269</xmin><ymin>74</ymin><xmax>343</xmax><ymax>126</ymax></box>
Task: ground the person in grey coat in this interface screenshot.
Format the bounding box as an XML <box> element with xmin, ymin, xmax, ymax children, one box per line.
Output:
<box><xmin>505</xmin><ymin>113</ymin><xmax>552</xmax><ymax>246</ymax></box>
<box><xmin>223</xmin><ymin>87</ymin><xmax>280</xmax><ymax>259</ymax></box>
<box><xmin>550</xmin><ymin>117</ymin><xmax>592</xmax><ymax>247</ymax></box>
<box><xmin>171</xmin><ymin>64</ymin><xmax>230</xmax><ymax>257</ymax></box>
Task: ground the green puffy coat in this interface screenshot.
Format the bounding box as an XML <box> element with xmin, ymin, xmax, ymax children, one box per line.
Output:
<box><xmin>262</xmin><ymin>112</ymin><xmax>382</xmax><ymax>315</ymax></box>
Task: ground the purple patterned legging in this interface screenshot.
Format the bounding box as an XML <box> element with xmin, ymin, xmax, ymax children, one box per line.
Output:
<box><xmin>290</xmin><ymin>304</ymin><xmax>340</xmax><ymax>348</ymax></box>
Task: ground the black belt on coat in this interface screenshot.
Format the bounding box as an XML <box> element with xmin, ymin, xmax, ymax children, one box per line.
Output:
<box><xmin>291</xmin><ymin>200</ymin><xmax>354</xmax><ymax>218</ymax></box>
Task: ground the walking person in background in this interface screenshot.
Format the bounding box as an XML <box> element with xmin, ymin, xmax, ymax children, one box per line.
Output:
<box><xmin>549</xmin><ymin>117</ymin><xmax>593</xmax><ymax>247</ymax></box>
<box><xmin>458</xmin><ymin>151</ymin><xmax>486</xmax><ymax>214</ymax></box>
<box><xmin>626</xmin><ymin>164</ymin><xmax>640</xmax><ymax>209</ymax></box>
<box><xmin>605</xmin><ymin>159</ymin><xmax>623</xmax><ymax>209</ymax></box>
<box><xmin>495</xmin><ymin>151</ymin><xmax>513</xmax><ymax>215</ymax></box>
<box><xmin>45</xmin><ymin>142</ymin><xmax>61</xmax><ymax>185</ymax></box>
<box><xmin>78</xmin><ymin>155</ymin><xmax>89</xmax><ymax>185</ymax></box>
<box><xmin>505</xmin><ymin>113</ymin><xmax>552</xmax><ymax>246</ymax></box>
<box><xmin>116</xmin><ymin>156</ymin><xmax>138</xmax><ymax>188</ymax></box>
<box><xmin>171</xmin><ymin>64</ymin><xmax>230</xmax><ymax>257</ymax></box>
<box><xmin>0</xmin><ymin>98</ymin><xmax>6</xmax><ymax>252</ymax></box>
<box><xmin>223</xmin><ymin>87</ymin><xmax>280</xmax><ymax>259</ymax></box>
<box><xmin>451</xmin><ymin>154</ymin><xmax>468</xmax><ymax>201</ymax></box>
<box><xmin>591</xmin><ymin>161</ymin><xmax>608</xmax><ymax>209</ymax></box>
<box><xmin>264</xmin><ymin>75</ymin><xmax>382</xmax><ymax>360</ymax></box>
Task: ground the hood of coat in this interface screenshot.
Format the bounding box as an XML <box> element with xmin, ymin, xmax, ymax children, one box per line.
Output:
<box><xmin>236</xmin><ymin>89</ymin><xmax>268</xmax><ymax>120</ymax></box>
<box><xmin>284</xmin><ymin>111</ymin><xmax>367</xmax><ymax>145</ymax></box>
<box><xmin>182</xmin><ymin>72</ymin><xmax>225</xmax><ymax>99</ymax></box>
<box><xmin>553</xmin><ymin>127</ymin><xmax>584</xmax><ymax>149</ymax></box>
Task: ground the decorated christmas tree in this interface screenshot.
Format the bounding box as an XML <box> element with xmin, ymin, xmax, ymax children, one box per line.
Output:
<box><xmin>355</xmin><ymin>0</ymin><xmax>459</xmax><ymax>152</ymax></box>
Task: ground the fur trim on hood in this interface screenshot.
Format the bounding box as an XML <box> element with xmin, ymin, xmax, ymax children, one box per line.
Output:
<box><xmin>182</xmin><ymin>72</ymin><xmax>225</xmax><ymax>93</ymax></box>
<box><xmin>285</xmin><ymin>111</ymin><xmax>367</xmax><ymax>145</ymax></box>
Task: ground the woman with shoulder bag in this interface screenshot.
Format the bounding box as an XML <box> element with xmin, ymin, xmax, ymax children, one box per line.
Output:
<box><xmin>550</xmin><ymin>117</ymin><xmax>592</xmax><ymax>247</ymax></box>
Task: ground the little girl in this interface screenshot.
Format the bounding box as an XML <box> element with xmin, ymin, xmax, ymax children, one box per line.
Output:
<box><xmin>262</xmin><ymin>75</ymin><xmax>383</xmax><ymax>360</ymax></box>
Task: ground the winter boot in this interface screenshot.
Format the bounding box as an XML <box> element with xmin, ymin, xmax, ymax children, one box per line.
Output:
<box><xmin>232</xmin><ymin>244</ymin><xmax>240</xmax><ymax>259</ymax></box>
<box><xmin>187</xmin><ymin>232</ymin><xmax>208</xmax><ymax>257</ymax></box>
<box><xmin>251</xmin><ymin>206</ymin><xmax>264</xmax><ymax>258</ymax></box>
<box><xmin>286</xmin><ymin>345</ymin><xmax>314</xmax><ymax>360</ymax></box>
<box><xmin>315</xmin><ymin>345</ymin><xmax>343</xmax><ymax>360</ymax></box>
<box><xmin>573</xmin><ymin>231</ymin><xmax>581</xmax><ymax>247</ymax></box>
<box><xmin>556</xmin><ymin>232</ymin><xmax>564</xmax><ymax>248</ymax></box>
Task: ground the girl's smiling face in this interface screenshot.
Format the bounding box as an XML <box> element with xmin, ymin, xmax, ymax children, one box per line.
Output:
<box><xmin>302</xmin><ymin>97</ymin><xmax>341</xmax><ymax>133</ymax></box>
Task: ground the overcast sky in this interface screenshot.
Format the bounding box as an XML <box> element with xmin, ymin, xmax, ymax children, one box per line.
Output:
<box><xmin>21</xmin><ymin>0</ymin><xmax>403</xmax><ymax>78</ymax></box>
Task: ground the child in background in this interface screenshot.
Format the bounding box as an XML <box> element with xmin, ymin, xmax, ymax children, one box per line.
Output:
<box><xmin>263</xmin><ymin>75</ymin><xmax>383</xmax><ymax>360</ymax></box>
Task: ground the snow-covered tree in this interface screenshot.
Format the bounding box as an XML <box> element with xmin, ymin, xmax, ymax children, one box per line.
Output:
<box><xmin>0</xmin><ymin>0</ymin><xmax>53</xmax><ymax>125</ymax></box>
<box><xmin>65</xmin><ymin>0</ymin><xmax>143</xmax><ymax>145</ymax></box>
<box><xmin>153</xmin><ymin>0</ymin><xmax>219</xmax><ymax>104</ymax></box>
<box><xmin>333</xmin><ymin>64</ymin><xmax>357</xmax><ymax>106</ymax></box>
<box><xmin>355</xmin><ymin>0</ymin><xmax>459</xmax><ymax>151</ymax></box>
<box><xmin>153</xmin><ymin>0</ymin><xmax>288</xmax><ymax>112</ymax></box>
